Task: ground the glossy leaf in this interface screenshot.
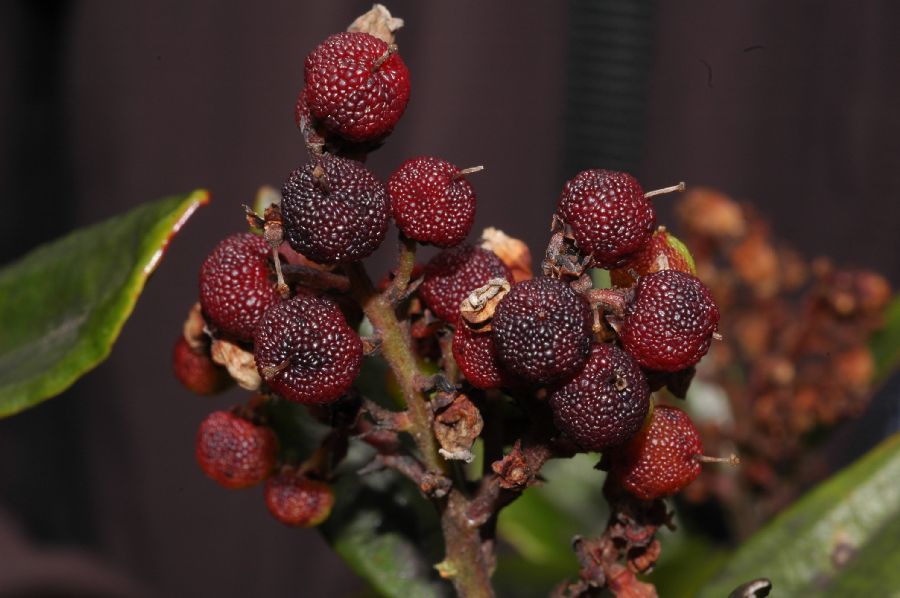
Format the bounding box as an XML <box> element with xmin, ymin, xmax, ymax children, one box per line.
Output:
<box><xmin>698</xmin><ymin>433</ymin><xmax>900</xmax><ymax>597</ymax></box>
<box><xmin>0</xmin><ymin>190</ymin><xmax>208</xmax><ymax>417</ymax></box>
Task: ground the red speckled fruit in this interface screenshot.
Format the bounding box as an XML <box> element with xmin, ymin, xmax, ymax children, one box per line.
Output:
<box><xmin>452</xmin><ymin>323</ymin><xmax>511</xmax><ymax>390</ymax></box>
<box><xmin>609</xmin><ymin>228</ymin><xmax>696</xmax><ymax>288</ymax></box>
<box><xmin>281</xmin><ymin>154</ymin><xmax>389</xmax><ymax>265</ymax></box>
<box><xmin>549</xmin><ymin>343</ymin><xmax>650</xmax><ymax>451</ymax></box>
<box><xmin>304</xmin><ymin>32</ymin><xmax>410</xmax><ymax>143</ymax></box>
<box><xmin>610</xmin><ymin>405</ymin><xmax>703</xmax><ymax>500</ymax></box>
<box><xmin>199</xmin><ymin>232</ymin><xmax>281</xmax><ymax>342</ymax></box>
<box><xmin>619</xmin><ymin>270</ymin><xmax>720</xmax><ymax>372</ymax></box>
<box><xmin>388</xmin><ymin>156</ymin><xmax>476</xmax><ymax>247</ymax></box>
<box><xmin>265</xmin><ymin>472</ymin><xmax>335</xmax><ymax>527</ymax></box>
<box><xmin>172</xmin><ymin>337</ymin><xmax>233</xmax><ymax>395</ymax></box>
<box><xmin>557</xmin><ymin>170</ymin><xmax>655</xmax><ymax>268</ymax></box>
<box><xmin>253</xmin><ymin>294</ymin><xmax>362</xmax><ymax>404</ymax></box>
<box><xmin>195</xmin><ymin>411</ymin><xmax>278</xmax><ymax>489</ymax></box>
<box><xmin>492</xmin><ymin>277</ymin><xmax>593</xmax><ymax>384</ymax></box>
<box><xmin>419</xmin><ymin>244</ymin><xmax>511</xmax><ymax>323</ymax></box>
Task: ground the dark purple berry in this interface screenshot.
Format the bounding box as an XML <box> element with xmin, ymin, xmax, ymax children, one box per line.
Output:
<box><xmin>281</xmin><ymin>154</ymin><xmax>389</xmax><ymax>265</ymax></box>
<box><xmin>492</xmin><ymin>277</ymin><xmax>593</xmax><ymax>384</ymax></box>
<box><xmin>253</xmin><ymin>294</ymin><xmax>362</xmax><ymax>404</ymax></box>
<box><xmin>549</xmin><ymin>343</ymin><xmax>650</xmax><ymax>451</ymax></box>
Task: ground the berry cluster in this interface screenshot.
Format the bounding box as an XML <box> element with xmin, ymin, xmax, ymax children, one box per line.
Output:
<box><xmin>171</xmin><ymin>7</ymin><xmax>733</xmax><ymax>594</ymax></box>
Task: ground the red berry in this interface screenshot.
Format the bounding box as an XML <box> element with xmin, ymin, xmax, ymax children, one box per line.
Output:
<box><xmin>199</xmin><ymin>232</ymin><xmax>281</xmax><ymax>342</ymax></box>
<box><xmin>388</xmin><ymin>157</ymin><xmax>476</xmax><ymax>247</ymax></box>
<box><xmin>253</xmin><ymin>294</ymin><xmax>362</xmax><ymax>405</ymax></box>
<box><xmin>619</xmin><ymin>270</ymin><xmax>720</xmax><ymax>372</ymax></box>
<box><xmin>492</xmin><ymin>277</ymin><xmax>593</xmax><ymax>384</ymax></box>
<box><xmin>610</xmin><ymin>405</ymin><xmax>703</xmax><ymax>500</ymax></box>
<box><xmin>172</xmin><ymin>336</ymin><xmax>233</xmax><ymax>395</ymax></box>
<box><xmin>549</xmin><ymin>343</ymin><xmax>650</xmax><ymax>451</ymax></box>
<box><xmin>609</xmin><ymin>228</ymin><xmax>696</xmax><ymax>288</ymax></box>
<box><xmin>195</xmin><ymin>411</ymin><xmax>278</xmax><ymax>489</ymax></box>
<box><xmin>419</xmin><ymin>244</ymin><xmax>511</xmax><ymax>323</ymax></box>
<box><xmin>557</xmin><ymin>170</ymin><xmax>655</xmax><ymax>268</ymax></box>
<box><xmin>304</xmin><ymin>32</ymin><xmax>410</xmax><ymax>143</ymax></box>
<box><xmin>452</xmin><ymin>323</ymin><xmax>510</xmax><ymax>390</ymax></box>
<box><xmin>281</xmin><ymin>154</ymin><xmax>389</xmax><ymax>265</ymax></box>
<box><xmin>265</xmin><ymin>472</ymin><xmax>335</xmax><ymax>527</ymax></box>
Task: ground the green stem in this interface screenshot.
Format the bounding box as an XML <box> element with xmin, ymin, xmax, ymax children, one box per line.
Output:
<box><xmin>384</xmin><ymin>233</ymin><xmax>417</xmax><ymax>303</ymax></box>
<box><xmin>347</xmin><ymin>259</ymin><xmax>445</xmax><ymax>475</ymax></box>
<box><xmin>439</xmin><ymin>490</ymin><xmax>496</xmax><ymax>598</ymax></box>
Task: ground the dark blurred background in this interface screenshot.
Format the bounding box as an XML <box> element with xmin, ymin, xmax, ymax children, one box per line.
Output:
<box><xmin>0</xmin><ymin>1</ymin><xmax>898</xmax><ymax>596</ymax></box>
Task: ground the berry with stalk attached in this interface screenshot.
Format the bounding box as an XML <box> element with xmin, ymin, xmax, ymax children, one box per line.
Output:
<box><xmin>549</xmin><ymin>343</ymin><xmax>650</xmax><ymax>451</ymax></box>
<box><xmin>199</xmin><ymin>232</ymin><xmax>282</xmax><ymax>343</ymax></box>
<box><xmin>265</xmin><ymin>471</ymin><xmax>335</xmax><ymax>527</ymax></box>
<box><xmin>557</xmin><ymin>170</ymin><xmax>655</xmax><ymax>268</ymax></box>
<box><xmin>388</xmin><ymin>156</ymin><xmax>481</xmax><ymax>247</ymax></box>
<box><xmin>196</xmin><ymin>410</ymin><xmax>278</xmax><ymax>489</ymax></box>
<box><xmin>419</xmin><ymin>244</ymin><xmax>511</xmax><ymax>323</ymax></box>
<box><xmin>492</xmin><ymin>277</ymin><xmax>593</xmax><ymax>384</ymax></box>
<box><xmin>619</xmin><ymin>269</ymin><xmax>720</xmax><ymax>372</ymax></box>
<box><xmin>304</xmin><ymin>32</ymin><xmax>410</xmax><ymax>143</ymax></box>
<box><xmin>281</xmin><ymin>154</ymin><xmax>389</xmax><ymax>265</ymax></box>
<box><xmin>253</xmin><ymin>294</ymin><xmax>362</xmax><ymax>405</ymax></box>
<box><xmin>609</xmin><ymin>405</ymin><xmax>709</xmax><ymax>500</ymax></box>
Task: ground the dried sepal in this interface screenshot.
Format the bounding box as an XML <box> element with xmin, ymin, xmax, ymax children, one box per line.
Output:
<box><xmin>210</xmin><ymin>338</ymin><xmax>261</xmax><ymax>390</ymax></box>
<box><xmin>347</xmin><ymin>4</ymin><xmax>404</xmax><ymax>45</ymax></box>
<box><xmin>459</xmin><ymin>277</ymin><xmax>510</xmax><ymax>331</ymax></box>
<box><xmin>480</xmin><ymin>227</ymin><xmax>532</xmax><ymax>282</ymax></box>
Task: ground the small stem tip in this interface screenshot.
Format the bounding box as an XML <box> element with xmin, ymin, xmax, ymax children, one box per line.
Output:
<box><xmin>453</xmin><ymin>165</ymin><xmax>484</xmax><ymax>180</ymax></box>
<box><xmin>712</xmin><ymin>332</ymin><xmax>724</xmax><ymax>341</ymax></box>
<box><xmin>372</xmin><ymin>44</ymin><xmax>398</xmax><ymax>71</ymax></box>
<box><xmin>271</xmin><ymin>247</ymin><xmax>290</xmax><ymax>298</ymax></box>
<box><xmin>644</xmin><ymin>181</ymin><xmax>686</xmax><ymax>199</ymax></box>
<box><xmin>695</xmin><ymin>453</ymin><xmax>741</xmax><ymax>466</ymax></box>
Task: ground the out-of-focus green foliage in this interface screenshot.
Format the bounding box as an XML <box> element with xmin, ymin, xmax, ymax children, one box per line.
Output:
<box><xmin>698</xmin><ymin>432</ymin><xmax>900</xmax><ymax>597</ymax></box>
<box><xmin>871</xmin><ymin>295</ymin><xmax>900</xmax><ymax>384</ymax></box>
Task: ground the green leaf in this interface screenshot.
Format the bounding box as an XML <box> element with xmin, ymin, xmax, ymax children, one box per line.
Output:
<box><xmin>698</xmin><ymin>432</ymin><xmax>900</xmax><ymax>597</ymax></box>
<box><xmin>0</xmin><ymin>190</ymin><xmax>208</xmax><ymax>417</ymax></box>
<box><xmin>321</xmin><ymin>446</ymin><xmax>450</xmax><ymax>598</ymax></box>
<box><xmin>870</xmin><ymin>295</ymin><xmax>900</xmax><ymax>384</ymax></box>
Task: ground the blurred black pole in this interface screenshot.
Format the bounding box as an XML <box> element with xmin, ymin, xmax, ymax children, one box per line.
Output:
<box><xmin>564</xmin><ymin>0</ymin><xmax>657</xmax><ymax>176</ymax></box>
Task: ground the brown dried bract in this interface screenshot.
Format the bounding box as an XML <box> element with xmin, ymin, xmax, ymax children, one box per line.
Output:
<box><xmin>434</xmin><ymin>394</ymin><xmax>483</xmax><ymax>463</ymax></box>
<box><xmin>459</xmin><ymin>278</ymin><xmax>510</xmax><ymax>331</ymax></box>
<box><xmin>491</xmin><ymin>440</ymin><xmax>536</xmax><ymax>489</ymax></box>
<box><xmin>210</xmin><ymin>338</ymin><xmax>261</xmax><ymax>390</ymax></box>
<box><xmin>480</xmin><ymin>227</ymin><xmax>533</xmax><ymax>282</ymax></box>
<box><xmin>347</xmin><ymin>4</ymin><xmax>404</xmax><ymax>45</ymax></box>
